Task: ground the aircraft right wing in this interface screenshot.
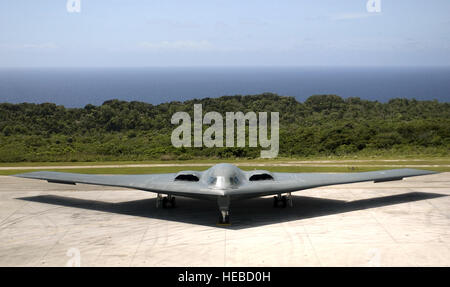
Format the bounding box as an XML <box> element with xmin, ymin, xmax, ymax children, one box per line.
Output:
<box><xmin>229</xmin><ymin>168</ymin><xmax>437</xmax><ymax>198</ymax></box>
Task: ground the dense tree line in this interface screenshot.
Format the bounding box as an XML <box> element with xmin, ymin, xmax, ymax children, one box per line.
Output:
<box><xmin>0</xmin><ymin>93</ymin><xmax>449</xmax><ymax>162</ymax></box>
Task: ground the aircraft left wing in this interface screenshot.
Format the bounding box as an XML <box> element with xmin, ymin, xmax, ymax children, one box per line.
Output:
<box><xmin>14</xmin><ymin>171</ymin><xmax>222</xmax><ymax>199</ymax></box>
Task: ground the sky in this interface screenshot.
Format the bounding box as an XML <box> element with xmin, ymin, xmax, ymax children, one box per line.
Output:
<box><xmin>0</xmin><ymin>0</ymin><xmax>449</xmax><ymax>67</ymax></box>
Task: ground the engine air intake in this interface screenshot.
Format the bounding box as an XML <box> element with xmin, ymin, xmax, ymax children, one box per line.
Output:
<box><xmin>249</xmin><ymin>173</ymin><xmax>274</xmax><ymax>181</ymax></box>
<box><xmin>174</xmin><ymin>174</ymin><xmax>199</xmax><ymax>182</ymax></box>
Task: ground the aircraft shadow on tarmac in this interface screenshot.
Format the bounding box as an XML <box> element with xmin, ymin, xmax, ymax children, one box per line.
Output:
<box><xmin>18</xmin><ymin>192</ymin><xmax>447</xmax><ymax>230</ymax></box>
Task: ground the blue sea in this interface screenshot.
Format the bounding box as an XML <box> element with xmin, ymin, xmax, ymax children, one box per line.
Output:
<box><xmin>0</xmin><ymin>67</ymin><xmax>449</xmax><ymax>107</ymax></box>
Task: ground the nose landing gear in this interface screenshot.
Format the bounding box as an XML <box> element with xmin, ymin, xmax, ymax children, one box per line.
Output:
<box><xmin>217</xmin><ymin>195</ymin><xmax>231</xmax><ymax>225</ymax></box>
<box><xmin>219</xmin><ymin>210</ymin><xmax>230</xmax><ymax>224</ymax></box>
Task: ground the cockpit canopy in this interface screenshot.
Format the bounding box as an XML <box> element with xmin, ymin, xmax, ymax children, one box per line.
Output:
<box><xmin>208</xmin><ymin>175</ymin><xmax>240</xmax><ymax>186</ymax></box>
<box><xmin>205</xmin><ymin>163</ymin><xmax>245</xmax><ymax>189</ymax></box>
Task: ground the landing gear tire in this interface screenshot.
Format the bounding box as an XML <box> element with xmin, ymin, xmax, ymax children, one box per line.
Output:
<box><xmin>161</xmin><ymin>196</ymin><xmax>175</xmax><ymax>208</ymax></box>
<box><xmin>281</xmin><ymin>196</ymin><xmax>287</xmax><ymax>208</ymax></box>
<box><xmin>273</xmin><ymin>196</ymin><xmax>278</xmax><ymax>207</ymax></box>
<box><xmin>273</xmin><ymin>195</ymin><xmax>287</xmax><ymax>208</ymax></box>
<box><xmin>218</xmin><ymin>211</ymin><xmax>230</xmax><ymax>224</ymax></box>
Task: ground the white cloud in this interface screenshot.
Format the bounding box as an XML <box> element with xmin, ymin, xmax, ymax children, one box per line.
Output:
<box><xmin>22</xmin><ymin>43</ymin><xmax>58</xmax><ymax>49</ymax></box>
<box><xmin>0</xmin><ymin>43</ymin><xmax>58</xmax><ymax>50</ymax></box>
<box><xmin>332</xmin><ymin>13</ymin><xmax>381</xmax><ymax>21</ymax></box>
<box><xmin>139</xmin><ymin>40</ymin><xmax>215</xmax><ymax>52</ymax></box>
<box><xmin>146</xmin><ymin>19</ymin><xmax>200</xmax><ymax>29</ymax></box>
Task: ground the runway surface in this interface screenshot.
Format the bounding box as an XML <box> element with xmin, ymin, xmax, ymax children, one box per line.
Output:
<box><xmin>0</xmin><ymin>173</ymin><xmax>449</xmax><ymax>266</ymax></box>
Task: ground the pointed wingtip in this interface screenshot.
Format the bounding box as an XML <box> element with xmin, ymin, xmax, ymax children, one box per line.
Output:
<box><xmin>405</xmin><ymin>168</ymin><xmax>440</xmax><ymax>177</ymax></box>
<box><xmin>13</xmin><ymin>172</ymin><xmax>31</xmax><ymax>178</ymax></box>
<box><xmin>13</xmin><ymin>171</ymin><xmax>50</xmax><ymax>179</ymax></box>
<box><xmin>417</xmin><ymin>169</ymin><xmax>439</xmax><ymax>175</ymax></box>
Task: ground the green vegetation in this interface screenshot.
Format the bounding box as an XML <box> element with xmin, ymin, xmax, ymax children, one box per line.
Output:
<box><xmin>1</xmin><ymin>164</ymin><xmax>448</xmax><ymax>176</ymax></box>
<box><xmin>0</xmin><ymin>94</ymin><xmax>449</xmax><ymax>163</ymax></box>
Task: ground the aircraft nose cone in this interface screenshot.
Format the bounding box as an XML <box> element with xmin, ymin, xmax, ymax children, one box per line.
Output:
<box><xmin>216</xmin><ymin>176</ymin><xmax>227</xmax><ymax>189</ymax></box>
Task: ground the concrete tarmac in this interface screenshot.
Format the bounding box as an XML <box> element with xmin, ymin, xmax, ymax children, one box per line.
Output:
<box><xmin>0</xmin><ymin>173</ymin><xmax>449</xmax><ymax>266</ymax></box>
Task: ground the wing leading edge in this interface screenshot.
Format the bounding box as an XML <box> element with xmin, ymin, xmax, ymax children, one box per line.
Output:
<box><xmin>14</xmin><ymin>168</ymin><xmax>437</xmax><ymax>200</ymax></box>
<box><xmin>230</xmin><ymin>168</ymin><xmax>438</xmax><ymax>198</ymax></box>
<box><xmin>14</xmin><ymin>171</ymin><xmax>223</xmax><ymax>199</ymax></box>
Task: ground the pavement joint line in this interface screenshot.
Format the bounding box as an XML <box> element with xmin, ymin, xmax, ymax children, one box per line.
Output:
<box><xmin>38</xmin><ymin>227</ymin><xmax>71</xmax><ymax>266</ymax></box>
<box><xmin>224</xmin><ymin>227</ymin><xmax>227</xmax><ymax>267</ymax></box>
<box><xmin>0</xmin><ymin>201</ymin><xmax>31</xmax><ymax>228</ymax></box>
<box><xmin>0</xmin><ymin>204</ymin><xmax>64</xmax><ymax>229</ymax></box>
<box><xmin>368</xmin><ymin>209</ymin><xmax>398</xmax><ymax>244</ymax></box>
<box><xmin>280</xmin><ymin>222</ymin><xmax>295</xmax><ymax>264</ymax></box>
<box><xmin>354</xmin><ymin>190</ymin><xmax>401</xmax><ymax>244</ymax></box>
<box><xmin>22</xmin><ymin>202</ymin><xmax>64</xmax><ymax>266</ymax></box>
<box><xmin>420</xmin><ymin>191</ymin><xmax>450</xmax><ymax>221</ymax></box>
<box><xmin>122</xmin><ymin>225</ymin><xmax>146</xmax><ymax>267</ymax></box>
<box><xmin>301</xmin><ymin>223</ymin><xmax>323</xmax><ymax>267</ymax></box>
<box><xmin>282</xmin><ymin>220</ymin><xmax>314</xmax><ymax>266</ymax></box>
<box><xmin>93</xmin><ymin>234</ymin><xmax>112</xmax><ymax>265</ymax></box>
<box><xmin>345</xmin><ymin>187</ymin><xmax>395</xmax><ymax>246</ymax></box>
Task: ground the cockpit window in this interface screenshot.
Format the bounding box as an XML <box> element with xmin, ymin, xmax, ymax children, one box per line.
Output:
<box><xmin>208</xmin><ymin>175</ymin><xmax>240</xmax><ymax>187</ymax></box>
<box><xmin>208</xmin><ymin>177</ymin><xmax>217</xmax><ymax>185</ymax></box>
<box><xmin>230</xmin><ymin>176</ymin><xmax>239</xmax><ymax>185</ymax></box>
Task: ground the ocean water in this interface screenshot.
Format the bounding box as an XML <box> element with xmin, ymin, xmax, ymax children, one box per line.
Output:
<box><xmin>0</xmin><ymin>67</ymin><xmax>449</xmax><ymax>107</ymax></box>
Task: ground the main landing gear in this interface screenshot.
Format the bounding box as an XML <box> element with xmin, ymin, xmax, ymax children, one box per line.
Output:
<box><xmin>156</xmin><ymin>193</ymin><xmax>176</xmax><ymax>208</ymax></box>
<box><xmin>273</xmin><ymin>193</ymin><xmax>293</xmax><ymax>208</ymax></box>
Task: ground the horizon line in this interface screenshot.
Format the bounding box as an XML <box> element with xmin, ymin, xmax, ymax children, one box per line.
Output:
<box><xmin>1</xmin><ymin>94</ymin><xmax>447</xmax><ymax>108</ymax></box>
<box><xmin>1</xmin><ymin>65</ymin><xmax>450</xmax><ymax>69</ymax></box>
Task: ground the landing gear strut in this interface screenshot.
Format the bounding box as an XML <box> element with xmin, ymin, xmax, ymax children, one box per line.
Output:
<box><xmin>156</xmin><ymin>194</ymin><xmax>176</xmax><ymax>208</ymax></box>
<box><xmin>217</xmin><ymin>195</ymin><xmax>231</xmax><ymax>225</ymax></box>
<box><xmin>273</xmin><ymin>193</ymin><xmax>293</xmax><ymax>208</ymax></box>
<box><xmin>219</xmin><ymin>210</ymin><xmax>230</xmax><ymax>224</ymax></box>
